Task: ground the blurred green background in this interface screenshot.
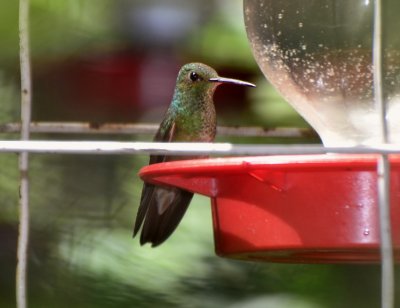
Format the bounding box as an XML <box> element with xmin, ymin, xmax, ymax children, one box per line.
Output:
<box><xmin>0</xmin><ymin>0</ymin><xmax>395</xmax><ymax>307</ymax></box>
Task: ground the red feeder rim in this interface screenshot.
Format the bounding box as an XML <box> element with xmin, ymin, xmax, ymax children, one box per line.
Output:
<box><xmin>139</xmin><ymin>154</ymin><xmax>400</xmax><ymax>263</ymax></box>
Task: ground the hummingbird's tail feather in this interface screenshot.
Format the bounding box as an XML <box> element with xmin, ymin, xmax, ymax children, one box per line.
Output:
<box><xmin>137</xmin><ymin>186</ymin><xmax>193</xmax><ymax>247</ymax></box>
<box><xmin>133</xmin><ymin>183</ymin><xmax>155</xmax><ymax>236</ymax></box>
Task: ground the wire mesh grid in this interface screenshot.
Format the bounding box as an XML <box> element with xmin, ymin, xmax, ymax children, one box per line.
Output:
<box><xmin>4</xmin><ymin>0</ymin><xmax>395</xmax><ymax>307</ymax></box>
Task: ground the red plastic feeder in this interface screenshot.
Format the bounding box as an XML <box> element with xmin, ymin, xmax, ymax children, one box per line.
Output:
<box><xmin>139</xmin><ymin>155</ymin><xmax>400</xmax><ymax>263</ymax></box>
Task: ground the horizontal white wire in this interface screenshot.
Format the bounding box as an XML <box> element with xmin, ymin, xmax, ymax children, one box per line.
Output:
<box><xmin>0</xmin><ymin>140</ymin><xmax>400</xmax><ymax>155</ymax></box>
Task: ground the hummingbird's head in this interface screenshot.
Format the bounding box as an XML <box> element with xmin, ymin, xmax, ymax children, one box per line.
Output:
<box><xmin>175</xmin><ymin>63</ymin><xmax>255</xmax><ymax>96</ymax></box>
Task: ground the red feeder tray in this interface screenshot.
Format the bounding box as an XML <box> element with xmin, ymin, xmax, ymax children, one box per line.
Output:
<box><xmin>139</xmin><ymin>154</ymin><xmax>400</xmax><ymax>263</ymax></box>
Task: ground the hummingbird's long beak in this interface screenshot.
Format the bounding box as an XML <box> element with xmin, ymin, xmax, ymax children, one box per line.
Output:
<box><xmin>209</xmin><ymin>77</ymin><xmax>256</xmax><ymax>87</ymax></box>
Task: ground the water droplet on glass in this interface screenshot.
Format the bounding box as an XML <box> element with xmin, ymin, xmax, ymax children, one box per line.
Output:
<box><xmin>363</xmin><ymin>228</ymin><xmax>370</xmax><ymax>236</ymax></box>
<box><xmin>278</xmin><ymin>13</ymin><xmax>283</xmax><ymax>19</ymax></box>
<box><xmin>298</xmin><ymin>22</ymin><xmax>303</xmax><ymax>28</ymax></box>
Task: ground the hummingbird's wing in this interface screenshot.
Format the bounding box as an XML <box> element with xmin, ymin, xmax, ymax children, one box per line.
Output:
<box><xmin>149</xmin><ymin>116</ymin><xmax>176</xmax><ymax>164</ymax></box>
<box><xmin>133</xmin><ymin>116</ymin><xmax>194</xmax><ymax>246</ymax></box>
<box><xmin>139</xmin><ymin>186</ymin><xmax>193</xmax><ymax>246</ymax></box>
<box><xmin>133</xmin><ymin>118</ymin><xmax>175</xmax><ymax>236</ymax></box>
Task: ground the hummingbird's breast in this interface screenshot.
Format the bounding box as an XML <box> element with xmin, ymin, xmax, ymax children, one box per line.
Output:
<box><xmin>174</xmin><ymin>99</ymin><xmax>216</xmax><ymax>142</ymax></box>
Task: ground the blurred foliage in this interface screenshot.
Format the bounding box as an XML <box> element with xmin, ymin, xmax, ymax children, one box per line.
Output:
<box><xmin>187</xmin><ymin>0</ymin><xmax>254</xmax><ymax>69</ymax></box>
<box><xmin>0</xmin><ymin>1</ymin><xmax>395</xmax><ymax>308</ymax></box>
<box><xmin>0</xmin><ymin>0</ymin><xmax>117</xmax><ymax>62</ymax></box>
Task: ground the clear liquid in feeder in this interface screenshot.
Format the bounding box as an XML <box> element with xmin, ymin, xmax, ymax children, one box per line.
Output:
<box><xmin>244</xmin><ymin>0</ymin><xmax>400</xmax><ymax>146</ymax></box>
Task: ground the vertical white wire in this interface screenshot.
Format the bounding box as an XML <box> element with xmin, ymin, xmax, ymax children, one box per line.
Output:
<box><xmin>377</xmin><ymin>155</ymin><xmax>394</xmax><ymax>308</ymax></box>
<box><xmin>374</xmin><ymin>1</ymin><xmax>389</xmax><ymax>143</ymax></box>
<box><xmin>373</xmin><ymin>0</ymin><xmax>394</xmax><ymax>308</ymax></box>
<box><xmin>17</xmin><ymin>0</ymin><xmax>32</xmax><ymax>307</ymax></box>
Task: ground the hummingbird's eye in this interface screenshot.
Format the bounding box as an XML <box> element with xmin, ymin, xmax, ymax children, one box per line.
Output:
<box><xmin>189</xmin><ymin>71</ymin><xmax>200</xmax><ymax>82</ymax></box>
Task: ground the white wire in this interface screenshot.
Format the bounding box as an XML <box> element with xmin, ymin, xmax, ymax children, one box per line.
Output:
<box><xmin>17</xmin><ymin>0</ymin><xmax>31</xmax><ymax>307</ymax></box>
<box><xmin>372</xmin><ymin>0</ymin><xmax>394</xmax><ymax>307</ymax></box>
<box><xmin>0</xmin><ymin>140</ymin><xmax>400</xmax><ymax>155</ymax></box>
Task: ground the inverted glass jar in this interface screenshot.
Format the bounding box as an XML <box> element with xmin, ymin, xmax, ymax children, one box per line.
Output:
<box><xmin>244</xmin><ymin>0</ymin><xmax>400</xmax><ymax>146</ymax></box>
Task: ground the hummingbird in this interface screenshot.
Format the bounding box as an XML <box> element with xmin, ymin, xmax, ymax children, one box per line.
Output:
<box><xmin>133</xmin><ymin>62</ymin><xmax>255</xmax><ymax>247</ymax></box>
